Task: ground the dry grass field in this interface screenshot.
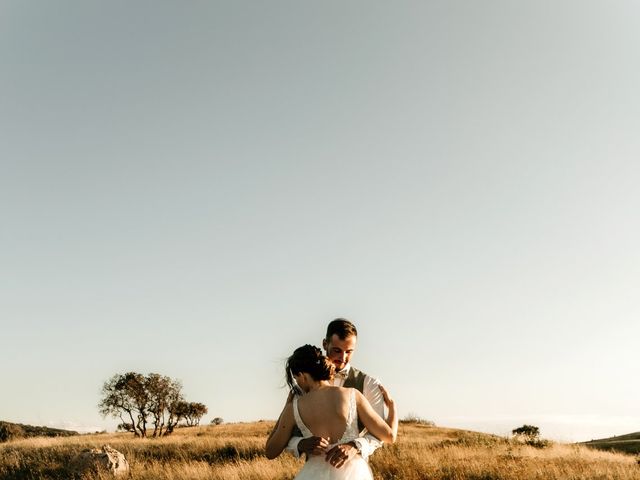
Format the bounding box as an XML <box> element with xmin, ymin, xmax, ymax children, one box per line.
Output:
<box><xmin>1</xmin><ymin>421</ymin><xmax>639</xmax><ymax>480</ymax></box>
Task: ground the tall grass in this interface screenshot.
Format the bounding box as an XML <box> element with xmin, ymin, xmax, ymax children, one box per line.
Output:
<box><xmin>1</xmin><ymin>421</ymin><xmax>638</xmax><ymax>479</ymax></box>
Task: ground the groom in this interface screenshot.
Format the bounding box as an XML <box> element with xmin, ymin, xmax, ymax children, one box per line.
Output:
<box><xmin>286</xmin><ymin>318</ymin><xmax>387</xmax><ymax>469</ymax></box>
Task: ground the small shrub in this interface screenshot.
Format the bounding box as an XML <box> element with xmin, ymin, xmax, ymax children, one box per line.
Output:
<box><xmin>527</xmin><ymin>438</ymin><xmax>552</xmax><ymax>449</ymax></box>
<box><xmin>0</xmin><ymin>423</ymin><xmax>25</xmax><ymax>443</ymax></box>
<box><xmin>512</xmin><ymin>424</ymin><xmax>540</xmax><ymax>438</ymax></box>
<box><xmin>400</xmin><ymin>413</ymin><xmax>435</xmax><ymax>426</ymax></box>
<box><xmin>511</xmin><ymin>424</ymin><xmax>551</xmax><ymax>449</ymax></box>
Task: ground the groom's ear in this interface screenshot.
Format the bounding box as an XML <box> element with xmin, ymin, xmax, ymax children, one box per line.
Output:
<box><xmin>322</xmin><ymin>338</ymin><xmax>328</xmax><ymax>352</ymax></box>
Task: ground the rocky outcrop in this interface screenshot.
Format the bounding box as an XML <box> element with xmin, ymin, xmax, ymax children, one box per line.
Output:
<box><xmin>70</xmin><ymin>445</ymin><xmax>130</xmax><ymax>477</ymax></box>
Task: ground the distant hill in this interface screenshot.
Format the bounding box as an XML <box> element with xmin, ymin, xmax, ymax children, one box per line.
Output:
<box><xmin>0</xmin><ymin>421</ymin><xmax>79</xmax><ymax>443</ymax></box>
<box><xmin>581</xmin><ymin>431</ymin><xmax>640</xmax><ymax>454</ymax></box>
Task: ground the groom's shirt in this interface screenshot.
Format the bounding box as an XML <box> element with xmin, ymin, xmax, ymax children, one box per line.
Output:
<box><xmin>286</xmin><ymin>363</ymin><xmax>385</xmax><ymax>460</ymax></box>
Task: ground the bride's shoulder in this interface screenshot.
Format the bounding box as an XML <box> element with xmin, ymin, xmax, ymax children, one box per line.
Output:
<box><xmin>324</xmin><ymin>386</ymin><xmax>350</xmax><ymax>399</ymax></box>
<box><xmin>337</xmin><ymin>386</ymin><xmax>362</xmax><ymax>400</ymax></box>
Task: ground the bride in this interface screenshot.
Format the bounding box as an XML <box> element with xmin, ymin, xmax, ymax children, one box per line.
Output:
<box><xmin>266</xmin><ymin>345</ymin><xmax>398</xmax><ymax>479</ymax></box>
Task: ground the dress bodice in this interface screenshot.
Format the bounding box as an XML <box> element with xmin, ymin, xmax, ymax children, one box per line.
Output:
<box><xmin>291</xmin><ymin>388</ymin><xmax>373</xmax><ymax>479</ymax></box>
<box><xmin>293</xmin><ymin>388</ymin><xmax>360</xmax><ymax>446</ymax></box>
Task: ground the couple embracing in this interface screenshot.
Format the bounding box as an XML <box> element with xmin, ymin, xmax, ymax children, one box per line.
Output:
<box><xmin>266</xmin><ymin>319</ymin><xmax>398</xmax><ymax>479</ymax></box>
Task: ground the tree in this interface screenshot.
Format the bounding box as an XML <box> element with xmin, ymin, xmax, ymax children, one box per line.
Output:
<box><xmin>99</xmin><ymin>372</ymin><xmax>205</xmax><ymax>438</ymax></box>
<box><xmin>182</xmin><ymin>402</ymin><xmax>208</xmax><ymax>426</ymax></box>
<box><xmin>99</xmin><ymin>372</ymin><xmax>149</xmax><ymax>438</ymax></box>
<box><xmin>146</xmin><ymin>374</ymin><xmax>184</xmax><ymax>437</ymax></box>
<box><xmin>163</xmin><ymin>377</ymin><xmax>185</xmax><ymax>434</ymax></box>
<box><xmin>210</xmin><ymin>417</ymin><xmax>224</xmax><ymax>426</ymax></box>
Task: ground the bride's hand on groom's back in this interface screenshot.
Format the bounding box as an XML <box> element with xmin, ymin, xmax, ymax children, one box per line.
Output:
<box><xmin>379</xmin><ymin>385</ymin><xmax>394</xmax><ymax>407</ymax></box>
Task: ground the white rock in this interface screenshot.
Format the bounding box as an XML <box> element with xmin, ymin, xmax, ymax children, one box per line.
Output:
<box><xmin>71</xmin><ymin>445</ymin><xmax>130</xmax><ymax>477</ymax></box>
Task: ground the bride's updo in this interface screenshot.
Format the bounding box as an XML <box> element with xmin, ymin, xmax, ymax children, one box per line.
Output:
<box><xmin>286</xmin><ymin>344</ymin><xmax>335</xmax><ymax>390</ymax></box>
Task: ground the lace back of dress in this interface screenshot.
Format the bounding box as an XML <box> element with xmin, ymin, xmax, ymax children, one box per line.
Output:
<box><xmin>338</xmin><ymin>389</ymin><xmax>360</xmax><ymax>443</ymax></box>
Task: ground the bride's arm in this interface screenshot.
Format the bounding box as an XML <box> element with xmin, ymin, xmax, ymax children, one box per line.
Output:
<box><xmin>265</xmin><ymin>396</ymin><xmax>296</xmax><ymax>459</ymax></box>
<box><xmin>355</xmin><ymin>387</ymin><xmax>398</xmax><ymax>444</ymax></box>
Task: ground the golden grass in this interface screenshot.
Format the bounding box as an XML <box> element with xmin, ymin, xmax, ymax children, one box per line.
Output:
<box><xmin>1</xmin><ymin>421</ymin><xmax>638</xmax><ymax>479</ymax></box>
<box><xmin>372</xmin><ymin>424</ymin><xmax>639</xmax><ymax>480</ymax></box>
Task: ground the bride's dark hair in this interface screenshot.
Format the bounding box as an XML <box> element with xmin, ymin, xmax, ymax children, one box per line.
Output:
<box><xmin>286</xmin><ymin>344</ymin><xmax>335</xmax><ymax>391</ymax></box>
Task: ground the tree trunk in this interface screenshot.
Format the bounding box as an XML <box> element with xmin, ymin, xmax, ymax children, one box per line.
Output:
<box><xmin>127</xmin><ymin>410</ymin><xmax>141</xmax><ymax>438</ymax></box>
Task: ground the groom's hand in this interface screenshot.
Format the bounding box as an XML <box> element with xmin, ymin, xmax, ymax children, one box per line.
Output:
<box><xmin>297</xmin><ymin>436</ymin><xmax>330</xmax><ymax>456</ymax></box>
<box><xmin>325</xmin><ymin>442</ymin><xmax>357</xmax><ymax>469</ymax></box>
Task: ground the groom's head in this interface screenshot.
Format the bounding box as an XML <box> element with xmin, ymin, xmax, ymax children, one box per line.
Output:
<box><xmin>322</xmin><ymin>318</ymin><xmax>358</xmax><ymax>372</ymax></box>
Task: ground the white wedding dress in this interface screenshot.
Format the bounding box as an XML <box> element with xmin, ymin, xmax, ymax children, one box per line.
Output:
<box><xmin>292</xmin><ymin>389</ymin><xmax>374</xmax><ymax>480</ymax></box>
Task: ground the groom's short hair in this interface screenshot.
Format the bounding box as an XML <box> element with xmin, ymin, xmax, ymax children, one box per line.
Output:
<box><xmin>326</xmin><ymin>318</ymin><xmax>358</xmax><ymax>341</ymax></box>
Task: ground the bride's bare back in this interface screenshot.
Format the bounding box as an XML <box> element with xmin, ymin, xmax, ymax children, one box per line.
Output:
<box><xmin>296</xmin><ymin>386</ymin><xmax>351</xmax><ymax>443</ymax></box>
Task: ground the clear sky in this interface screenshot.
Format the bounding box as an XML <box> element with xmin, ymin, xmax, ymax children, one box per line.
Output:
<box><xmin>1</xmin><ymin>1</ymin><xmax>639</xmax><ymax>443</ymax></box>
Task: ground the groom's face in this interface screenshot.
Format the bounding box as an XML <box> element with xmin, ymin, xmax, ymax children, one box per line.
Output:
<box><xmin>323</xmin><ymin>334</ymin><xmax>357</xmax><ymax>372</ymax></box>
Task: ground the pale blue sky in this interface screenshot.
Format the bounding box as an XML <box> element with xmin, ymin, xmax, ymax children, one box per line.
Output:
<box><xmin>1</xmin><ymin>1</ymin><xmax>639</xmax><ymax>442</ymax></box>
